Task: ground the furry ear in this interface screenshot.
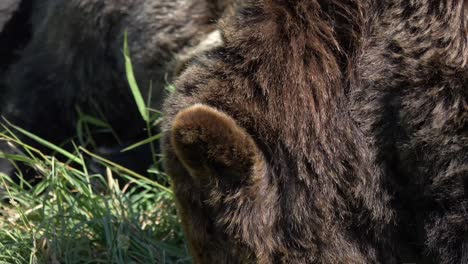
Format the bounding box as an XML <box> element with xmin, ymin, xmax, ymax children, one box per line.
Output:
<box><xmin>171</xmin><ymin>104</ymin><xmax>264</xmax><ymax>187</ymax></box>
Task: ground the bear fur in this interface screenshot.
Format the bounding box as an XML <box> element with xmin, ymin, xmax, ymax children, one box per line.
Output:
<box><xmin>0</xmin><ymin>0</ymin><xmax>20</xmax><ymax>32</ymax></box>
<box><xmin>163</xmin><ymin>0</ymin><xmax>395</xmax><ymax>263</ymax></box>
<box><xmin>0</xmin><ymin>0</ymin><xmax>32</xmax><ymax>82</ymax></box>
<box><xmin>0</xmin><ymin>0</ymin><xmax>228</xmax><ymax>174</ymax></box>
<box><xmin>351</xmin><ymin>1</ymin><xmax>468</xmax><ymax>263</ymax></box>
<box><xmin>162</xmin><ymin>0</ymin><xmax>467</xmax><ymax>263</ymax></box>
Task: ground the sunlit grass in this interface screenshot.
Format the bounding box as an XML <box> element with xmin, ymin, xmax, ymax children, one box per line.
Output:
<box><xmin>0</xmin><ymin>127</ymin><xmax>189</xmax><ymax>264</ymax></box>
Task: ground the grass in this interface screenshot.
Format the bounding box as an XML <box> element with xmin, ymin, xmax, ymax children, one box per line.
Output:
<box><xmin>0</xmin><ymin>34</ymin><xmax>190</xmax><ymax>263</ymax></box>
<box><xmin>0</xmin><ymin>123</ymin><xmax>190</xmax><ymax>264</ymax></box>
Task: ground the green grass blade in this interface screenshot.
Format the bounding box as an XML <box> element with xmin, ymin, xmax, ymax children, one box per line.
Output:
<box><xmin>124</xmin><ymin>31</ymin><xmax>149</xmax><ymax>122</ymax></box>
<box><xmin>165</xmin><ymin>84</ymin><xmax>176</xmax><ymax>94</ymax></box>
<box><xmin>0</xmin><ymin>153</ymin><xmax>35</xmax><ymax>164</ymax></box>
<box><xmin>120</xmin><ymin>134</ymin><xmax>161</xmax><ymax>152</ymax></box>
<box><xmin>4</xmin><ymin>121</ymin><xmax>82</xmax><ymax>164</ymax></box>
<box><xmin>79</xmin><ymin>147</ymin><xmax>172</xmax><ymax>194</ymax></box>
<box><xmin>78</xmin><ymin>115</ymin><xmax>111</xmax><ymax>128</ymax></box>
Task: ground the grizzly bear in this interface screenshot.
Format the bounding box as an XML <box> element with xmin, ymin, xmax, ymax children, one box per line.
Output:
<box><xmin>162</xmin><ymin>0</ymin><xmax>467</xmax><ymax>263</ymax></box>
<box><xmin>0</xmin><ymin>0</ymin><xmax>229</xmax><ymax>174</ymax></box>
<box><xmin>163</xmin><ymin>0</ymin><xmax>395</xmax><ymax>263</ymax></box>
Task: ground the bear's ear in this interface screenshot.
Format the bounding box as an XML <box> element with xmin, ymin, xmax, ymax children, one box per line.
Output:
<box><xmin>171</xmin><ymin>104</ymin><xmax>264</xmax><ymax>187</ymax></box>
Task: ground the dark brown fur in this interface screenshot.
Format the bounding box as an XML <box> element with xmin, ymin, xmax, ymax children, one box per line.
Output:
<box><xmin>352</xmin><ymin>1</ymin><xmax>468</xmax><ymax>263</ymax></box>
<box><xmin>163</xmin><ymin>0</ymin><xmax>396</xmax><ymax>262</ymax></box>
<box><xmin>163</xmin><ymin>0</ymin><xmax>467</xmax><ymax>263</ymax></box>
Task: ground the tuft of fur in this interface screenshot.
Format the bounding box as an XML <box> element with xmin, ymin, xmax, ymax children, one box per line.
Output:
<box><xmin>0</xmin><ymin>0</ymin><xmax>32</xmax><ymax>87</ymax></box>
<box><xmin>0</xmin><ymin>0</ymin><xmax>21</xmax><ymax>33</ymax></box>
<box><xmin>162</xmin><ymin>0</ymin><xmax>397</xmax><ymax>263</ymax></box>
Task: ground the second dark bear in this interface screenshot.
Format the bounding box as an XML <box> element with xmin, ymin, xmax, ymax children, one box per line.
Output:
<box><xmin>0</xmin><ymin>0</ymin><xmax>228</xmax><ymax>174</ymax></box>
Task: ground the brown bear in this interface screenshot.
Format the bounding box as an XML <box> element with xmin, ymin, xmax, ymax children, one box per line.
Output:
<box><xmin>162</xmin><ymin>0</ymin><xmax>467</xmax><ymax>263</ymax></box>
<box><xmin>163</xmin><ymin>0</ymin><xmax>396</xmax><ymax>263</ymax></box>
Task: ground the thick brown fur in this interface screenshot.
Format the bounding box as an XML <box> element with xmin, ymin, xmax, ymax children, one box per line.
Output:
<box><xmin>163</xmin><ymin>0</ymin><xmax>468</xmax><ymax>263</ymax></box>
<box><xmin>352</xmin><ymin>0</ymin><xmax>468</xmax><ymax>263</ymax></box>
<box><xmin>163</xmin><ymin>0</ymin><xmax>398</xmax><ymax>263</ymax></box>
